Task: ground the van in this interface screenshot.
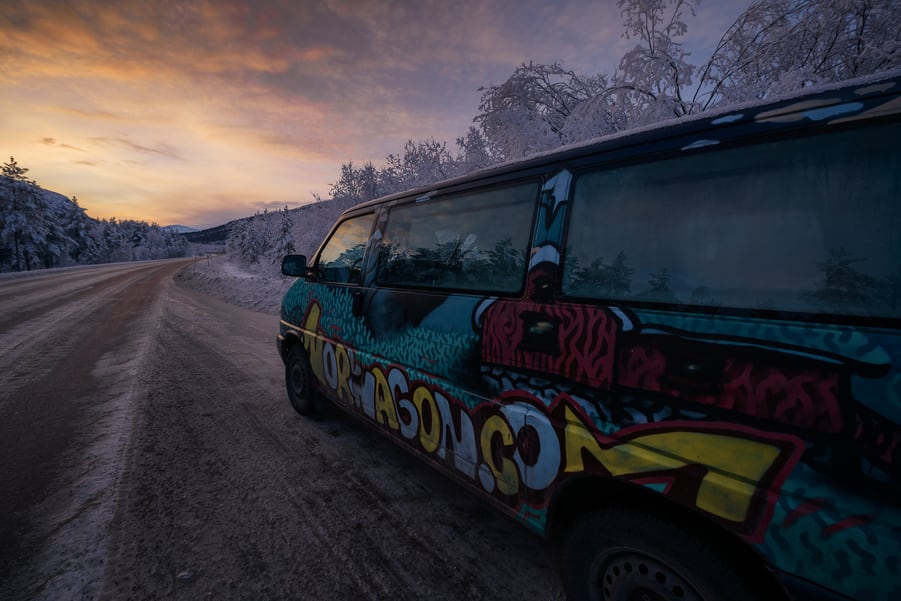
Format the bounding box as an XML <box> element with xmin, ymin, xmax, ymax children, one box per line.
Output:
<box><xmin>278</xmin><ymin>71</ymin><xmax>901</xmax><ymax>601</ymax></box>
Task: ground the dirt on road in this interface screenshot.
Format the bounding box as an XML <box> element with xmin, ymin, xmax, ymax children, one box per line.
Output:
<box><xmin>0</xmin><ymin>260</ymin><xmax>563</xmax><ymax>601</ymax></box>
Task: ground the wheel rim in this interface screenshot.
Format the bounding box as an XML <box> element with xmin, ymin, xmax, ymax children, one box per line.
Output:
<box><xmin>593</xmin><ymin>551</ymin><xmax>702</xmax><ymax>601</ymax></box>
<box><xmin>289</xmin><ymin>357</ymin><xmax>308</xmax><ymax>399</ymax></box>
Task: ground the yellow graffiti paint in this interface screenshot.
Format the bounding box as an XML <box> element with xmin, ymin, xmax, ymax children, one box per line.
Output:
<box><xmin>303</xmin><ymin>302</ymin><xmax>320</xmax><ymax>336</ymax></box>
<box><xmin>334</xmin><ymin>344</ymin><xmax>353</xmax><ymax>403</ymax></box>
<box><xmin>302</xmin><ymin>304</ymin><xmax>326</xmax><ymax>384</ymax></box>
<box><xmin>563</xmin><ymin>407</ymin><xmax>782</xmax><ymax>523</ymax></box>
<box><xmin>371</xmin><ymin>367</ymin><xmax>399</xmax><ymax>430</ymax></box>
<box><xmin>481</xmin><ymin>415</ymin><xmax>519</xmax><ymax>496</ymax></box>
<box><xmin>413</xmin><ymin>386</ymin><xmax>441</xmax><ymax>453</ymax></box>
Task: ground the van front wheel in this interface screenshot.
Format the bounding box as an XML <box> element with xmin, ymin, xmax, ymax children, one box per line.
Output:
<box><xmin>285</xmin><ymin>345</ymin><xmax>316</xmax><ymax>415</ymax></box>
<box><xmin>561</xmin><ymin>508</ymin><xmax>759</xmax><ymax>601</ymax></box>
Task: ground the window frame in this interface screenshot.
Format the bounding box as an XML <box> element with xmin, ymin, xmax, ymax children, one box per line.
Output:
<box><xmin>311</xmin><ymin>211</ymin><xmax>376</xmax><ymax>286</ymax></box>
<box><xmin>373</xmin><ymin>179</ymin><xmax>542</xmax><ymax>296</ymax></box>
<box><xmin>558</xmin><ymin>121</ymin><xmax>901</xmax><ymax>326</ymax></box>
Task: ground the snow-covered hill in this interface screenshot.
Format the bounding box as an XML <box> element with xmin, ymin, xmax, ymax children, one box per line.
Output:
<box><xmin>164</xmin><ymin>224</ymin><xmax>199</xmax><ymax>233</ymax></box>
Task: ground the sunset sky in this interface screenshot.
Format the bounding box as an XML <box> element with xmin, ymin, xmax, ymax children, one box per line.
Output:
<box><xmin>1</xmin><ymin>0</ymin><xmax>749</xmax><ymax>229</ymax></box>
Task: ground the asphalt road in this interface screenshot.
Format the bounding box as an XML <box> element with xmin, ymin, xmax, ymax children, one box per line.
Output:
<box><xmin>0</xmin><ymin>260</ymin><xmax>562</xmax><ymax>600</ymax></box>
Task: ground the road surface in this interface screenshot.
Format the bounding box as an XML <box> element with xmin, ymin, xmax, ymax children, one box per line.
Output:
<box><xmin>0</xmin><ymin>260</ymin><xmax>562</xmax><ymax>600</ymax></box>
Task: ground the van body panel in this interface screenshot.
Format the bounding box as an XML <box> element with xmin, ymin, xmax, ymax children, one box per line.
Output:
<box><xmin>279</xmin><ymin>71</ymin><xmax>901</xmax><ymax>600</ymax></box>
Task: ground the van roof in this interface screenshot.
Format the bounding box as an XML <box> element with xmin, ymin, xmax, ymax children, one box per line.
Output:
<box><xmin>348</xmin><ymin>68</ymin><xmax>901</xmax><ymax>213</ymax></box>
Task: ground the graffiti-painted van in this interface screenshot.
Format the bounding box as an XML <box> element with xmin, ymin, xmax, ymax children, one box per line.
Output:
<box><xmin>278</xmin><ymin>72</ymin><xmax>901</xmax><ymax>601</ymax></box>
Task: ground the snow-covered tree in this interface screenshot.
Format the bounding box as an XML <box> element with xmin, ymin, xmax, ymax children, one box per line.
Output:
<box><xmin>1</xmin><ymin>157</ymin><xmax>187</xmax><ymax>271</ymax></box>
<box><xmin>475</xmin><ymin>62</ymin><xmax>610</xmax><ymax>160</ymax></box>
<box><xmin>1</xmin><ymin>156</ymin><xmax>53</xmax><ymax>271</ymax></box>
<box><xmin>380</xmin><ymin>138</ymin><xmax>458</xmax><ymax>193</ymax></box>
<box><xmin>613</xmin><ymin>0</ymin><xmax>701</xmax><ymax>125</ymax></box>
<box><xmin>232</xmin><ymin>217</ymin><xmax>260</xmax><ymax>265</ymax></box>
<box><xmin>98</xmin><ymin>218</ymin><xmax>130</xmax><ymax>263</ymax></box>
<box><xmin>163</xmin><ymin>227</ymin><xmax>189</xmax><ymax>258</ymax></box>
<box><xmin>37</xmin><ymin>207</ymin><xmax>71</xmax><ymax>269</ymax></box>
<box><xmin>62</xmin><ymin>196</ymin><xmax>102</xmax><ymax>264</ymax></box>
<box><xmin>226</xmin><ymin>209</ymin><xmax>284</xmax><ymax>268</ymax></box>
<box><xmin>0</xmin><ymin>158</ymin><xmax>31</xmax><ymax>271</ymax></box>
<box><xmin>258</xmin><ymin>209</ymin><xmax>274</xmax><ymax>261</ymax></box>
<box><xmin>297</xmin><ymin>0</ymin><xmax>898</xmax><ymax>262</ymax></box>
<box><xmin>225</xmin><ymin>218</ymin><xmax>248</xmax><ymax>261</ymax></box>
<box><xmin>469</xmin><ymin>0</ymin><xmax>899</xmax><ymax>160</ymax></box>
<box><xmin>454</xmin><ymin>126</ymin><xmax>497</xmax><ymax>175</ymax></box>
<box><xmin>696</xmin><ymin>0</ymin><xmax>901</xmax><ymax>106</ymax></box>
<box><xmin>271</xmin><ymin>205</ymin><xmax>296</xmax><ymax>265</ymax></box>
<box><xmin>329</xmin><ymin>161</ymin><xmax>382</xmax><ymax>205</ymax></box>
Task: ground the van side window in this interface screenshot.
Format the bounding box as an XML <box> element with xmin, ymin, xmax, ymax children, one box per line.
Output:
<box><xmin>376</xmin><ymin>182</ymin><xmax>538</xmax><ymax>293</ymax></box>
<box><xmin>563</xmin><ymin>123</ymin><xmax>901</xmax><ymax>318</ymax></box>
<box><xmin>314</xmin><ymin>213</ymin><xmax>374</xmax><ymax>284</ymax></box>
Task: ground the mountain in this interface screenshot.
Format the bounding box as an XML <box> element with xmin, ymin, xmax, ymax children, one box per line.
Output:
<box><xmin>164</xmin><ymin>224</ymin><xmax>199</xmax><ymax>233</ymax></box>
<box><xmin>181</xmin><ymin>222</ymin><xmax>234</xmax><ymax>244</ymax></box>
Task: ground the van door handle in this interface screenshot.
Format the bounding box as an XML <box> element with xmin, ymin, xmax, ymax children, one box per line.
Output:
<box><xmin>352</xmin><ymin>291</ymin><xmax>364</xmax><ymax>317</ymax></box>
<box><xmin>529</xmin><ymin>320</ymin><xmax>556</xmax><ymax>336</ymax></box>
<box><xmin>519</xmin><ymin>312</ymin><xmax>560</xmax><ymax>355</ymax></box>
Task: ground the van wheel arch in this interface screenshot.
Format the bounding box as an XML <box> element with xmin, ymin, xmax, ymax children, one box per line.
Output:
<box><xmin>279</xmin><ymin>331</ymin><xmax>304</xmax><ymax>362</ymax></box>
<box><xmin>284</xmin><ymin>344</ymin><xmax>318</xmax><ymax>416</ymax></box>
<box><xmin>547</xmin><ymin>476</ymin><xmax>789</xmax><ymax>601</ymax></box>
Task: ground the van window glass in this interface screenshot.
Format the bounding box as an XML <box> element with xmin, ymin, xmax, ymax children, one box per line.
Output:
<box><xmin>315</xmin><ymin>213</ymin><xmax>374</xmax><ymax>284</ymax></box>
<box><xmin>377</xmin><ymin>182</ymin><xmax>538</xmax><ymax>293</ymax></box>
<box><xmin>563</xmin><ymin>123</ymin><xmax>901</xmax><ymax>318</ymax></box>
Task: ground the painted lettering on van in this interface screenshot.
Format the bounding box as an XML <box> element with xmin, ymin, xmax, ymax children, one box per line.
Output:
<box><xmin>300</xmin><ymin>300</ymin><xmax>803</xmax><ymax>539</ymax></box>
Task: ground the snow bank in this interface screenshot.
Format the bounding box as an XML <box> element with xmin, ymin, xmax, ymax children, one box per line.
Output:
<box><xmin>176</xmin><ymin>255</ymin><xmax>293</xmax><ymax>315</ymax></box>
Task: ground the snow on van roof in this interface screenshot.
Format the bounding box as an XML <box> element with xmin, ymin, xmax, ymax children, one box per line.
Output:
<box><xmin>352</xmin><ymin>68</ymin><xmax>901</xmax><ymax>211</ymax></box>
<box><xmin>491</xmin><ymin>68</ymin><xmax>901</xmax><ymax>165</ymax></box>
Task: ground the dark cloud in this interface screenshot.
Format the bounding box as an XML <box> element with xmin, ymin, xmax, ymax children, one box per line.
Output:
<box><xmin>41</xmin><ymin>137</ymin><xmax>84</xmax><ymax>151</ymax></box>
<box><xmin>1</xmin><ymin>0</ymin><xmax>751</xmax><ymax>227</ymax></box>
<box><xmin>89</xmin><ymin>136</ymin><xmax>182</xmax><ymax>160</ymax></box>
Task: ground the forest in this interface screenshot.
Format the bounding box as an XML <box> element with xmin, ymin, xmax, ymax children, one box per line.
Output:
<box><xmin>2</xmin><ymin>0</ymin><xmax>898</xmax><ymax>273</ymax></box>
<box><xmin>308</xmin><ymin>0</ymin><xmax>900</xmax><ymax>207</ymax></box>
<box><xmin>227</xmin><ymin>0</ymin><xmax>899</xmax><ymax>269</ymax></box>
<box><xmin>0</xmin><ymin>157</ymin><xmax>188</xmax><ymax>273</ymax></box>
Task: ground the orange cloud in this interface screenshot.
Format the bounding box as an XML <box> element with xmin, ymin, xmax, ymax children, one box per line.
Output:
<box><xmin>1</xmin><ymin>0</ymin><xmax>751</xmax><ymax>229</ymax></box>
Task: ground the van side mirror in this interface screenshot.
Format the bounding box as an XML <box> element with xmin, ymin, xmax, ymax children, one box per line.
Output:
<box><xmin>281</xmin><ymin>254</ymin><xmax>307</xmax><ymax>277</ymax></box>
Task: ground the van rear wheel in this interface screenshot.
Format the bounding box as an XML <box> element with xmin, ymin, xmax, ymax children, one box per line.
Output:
<box><xmin>561</xmin><ymin>508</ymin><xmax>759</xmax><ymax>601</ymax></box>
<box><xmin>285</xmin><ymin>345</ymin><xmax>316</xmax><ymax>415</ymax></box>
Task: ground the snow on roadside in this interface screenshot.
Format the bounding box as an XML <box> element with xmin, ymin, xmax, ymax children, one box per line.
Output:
<box><xmin>176</xmin><ymin>255</ymin><xmax>293</xmax><ymax>315</ymax></box>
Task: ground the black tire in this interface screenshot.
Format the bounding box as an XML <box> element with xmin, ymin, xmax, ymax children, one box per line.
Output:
<box><xmin>561</xmin><ymin>507</ymin><xmax>761</xmax><ymax>601</ymax></box>
<box><xmin>285</xmin><ymin>345</ymin><xmax>317</xmax><ymax>415</ymax></box>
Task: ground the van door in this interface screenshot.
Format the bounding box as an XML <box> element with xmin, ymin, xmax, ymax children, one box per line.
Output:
<box><xmin>286</xmin><ymin>211</ymin><xmax>376</xmax><ymax>409</ymax></box>
<box><xmin>359</xmin><ymin>182</ymin><xmax>541</xmax><ymax>486</ymax></box>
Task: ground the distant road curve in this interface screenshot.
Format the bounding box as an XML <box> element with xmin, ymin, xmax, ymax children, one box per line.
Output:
<box><xmin>0</xmin><ymin>259</ymin><xmax>560</xmax><ymax>601</ymax></box>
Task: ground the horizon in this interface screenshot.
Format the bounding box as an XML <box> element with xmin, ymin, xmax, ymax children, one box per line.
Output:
<box><xmin>1</xmin><ymin>0</ymin><xmax>750</xmax><ymax>229</ymax></box>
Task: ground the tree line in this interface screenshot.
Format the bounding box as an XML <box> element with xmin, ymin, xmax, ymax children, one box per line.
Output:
<box><xmin>229</xmin><ymin>0</ymin><xmax>899</xmax><ymax>272</ymax></box>
<box><xmin>313</xmin><ymin>0</ymin><xmax>900</xmax><ymax>207</ymax></box>
<box><xmin>226</xmin><ymin>206</ymin><xmax>296</xmax><ymax>274</ymax></box>
<box><xmin>8</xmin><ymin>1</ymin><xmax>892</xmax><ymax>275</ymax></box>
<box><xmin>0</xmin><ymin>157</ymin><xmax>188</xmax><ymax>272</ymax></box>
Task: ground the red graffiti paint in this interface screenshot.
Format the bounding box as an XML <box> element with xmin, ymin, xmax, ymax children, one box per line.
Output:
<box><xmin>481</xmin><ymin>302</ymin><xmax>618</xmax><ymax>390</ymax></box>
<box><xmin>824</xmin><ymin>515</ymin><xmax>875</xmax><ymax>536</ymax></box>
<box><xmin>616</xmin><ymin>337</ymin><xmax>845</xmax><ymax>434</ymax></box>
<box><xmin>782</xmin><ymin>498</ymin><xmax>829</xmax><ymax>528</ymax></box>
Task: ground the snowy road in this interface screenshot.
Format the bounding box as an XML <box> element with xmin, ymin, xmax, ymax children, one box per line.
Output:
<box><xmin>0</xmin><ymin>260</ymin><xmax>562</xmax><ymax>600</ymax></box>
